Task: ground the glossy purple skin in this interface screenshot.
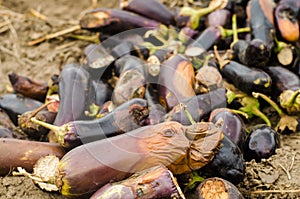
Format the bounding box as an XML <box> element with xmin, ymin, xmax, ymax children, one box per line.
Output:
<box><xmin>209</xmin><ymin>108</ymin><xmax>247</xmax><ymax>151</ymax></box>
<box><xmin>244</xmin><ymin>124</ymin><xmax>280</xmax><ymax>162</ymax></box>
<box><xmin>206</xmin><ymin>9</ymin><xmax>231</xmax><ymax>27</ymax></box>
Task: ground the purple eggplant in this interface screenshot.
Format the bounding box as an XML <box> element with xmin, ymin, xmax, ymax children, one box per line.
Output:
<box><xmin>146</xmin><ymin>49</ymin><xmax>172</xmax><ymax>77</ymax></box>
<box><xmin>0</xmin><ymin>94</ymin><xmax>43</xmax><ymax>126</ymax></box>
<box><xmin>92</xmin><ymin>80</ymin><xmax>112</xmax><ymax>107</ymax></box>
<box><xmin>80</xmin><ymin>8</ymin><xmax>161</xmax><ymax>34</ymax></box>
<box><xmin>209</xmin><ymin>108</ymin><xmax>247</xmax><ymax>151</ymax></box>
<box><xmin>243</xmin><ymin>124</ymin><xmax>280</xmax><ymax>162</ymax></box>
<box><xmin>31</xmin><ymin>98</ymin><xmax>149</xmax><ymax>149</ymax></box>
<box><xmin>90</xmin><ymin>165</ymin><xmax>185</xmax><ymax>199</ymax></box>
<box><xmin>158</xmin><ymin>54</ymin><xmax>195</xmax><ymax>110</ymax></box>
<box><xmin>205</xmin><ymin>9</ymin><xmax>232</xmax><ymax>27</ymax></box>
<box><xmin>121</xmin><ymin>0</ymin><xmax>176</xmax><ymax>25</ymax></box>
<box><xmin>164</xmin><ymin>88</ymin><xmax>226</xmax><ymax>125</ymax></box>
<box><xmin>196</xmin><ymin>177</ymin><xmax>245</xmax><ymax>199</ymax></box>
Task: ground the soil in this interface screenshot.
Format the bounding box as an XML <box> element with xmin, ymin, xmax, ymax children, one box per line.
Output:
<box><xmin>0</xmin><ymin>0</ymin><xmax>299</xmax><ymax>199</ymax></box>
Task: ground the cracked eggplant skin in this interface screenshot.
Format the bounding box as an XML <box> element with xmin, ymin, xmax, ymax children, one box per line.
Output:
<box><xmin>220</xmin><ymin>60</ymin><xmax>272</xmax><ymax>95</ymax></box>
<box><xmin>199</xmin><ymin>134</ymin><xmax>246</xmax><ymax>185</ymax></box>
<box><xmin>55</xmin><ymin>122</ymin><xmax>223</xmax><ymax>197</ymax></box>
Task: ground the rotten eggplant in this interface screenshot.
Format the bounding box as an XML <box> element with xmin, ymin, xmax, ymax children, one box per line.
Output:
<box><xmin>90</xmin><ymin>165</ymin><xmax>185</xmax><ymax>199</ymax></box>
<box><xmin>31</xmin><ymin>98</ymin><xmax>149</xmax><ymax>149</ymax></box>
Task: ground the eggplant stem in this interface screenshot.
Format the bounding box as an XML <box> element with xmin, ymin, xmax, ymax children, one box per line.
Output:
<box><xmin>252</xmin><ymin>92</ymin><xmax>283</xmax><ymax>116</ymax></box>
<box><xmin>230</xmin><ymin>14</ymin><xmax>238</xmax><ymax>49</ymax></box>
<box><xmin>213</xmin><ymin>45</ymin><xmax>230</xmax><ymax>70</ymax></box>
<box><xmin>251</xmin><ymin>108</ymin><xmax>271</xmax><ymax>127</ymax></box>
<box><xmin>12</xmin><ymin>167</ymin><xmax>45</xmax><ymax>183</ymax></box>
<box><xmin>179</xmin><ymin>103</ymin><xmax>196</xmax><ymax>125</ymax></box>
<box><xmin>284</xmin><ymin>90</ymin><xmax>300</xmax><ymax>107</ymax></box>
<box><xmin>273</xmin><ymin>35</ymin><xmax>288</xmax><ymax>53</ymax></box>
<box><xmin>218</xmin><ymin>26</ymin><xmax>250</xmax><ymax>39</ymax></box>
<box><xmin>68</xmin><ymin>33</ymin><xmax>100</xmax><ymax>44</ymax></box>
<box><xmin>29</xmin><ymin>100</ymin><xmax>55</xmax><ymax>118</ymax></box>
<box><xmin>231</xmin><ymin>109</ymin><xmax>249</xmax><ymax>119</ymax></box>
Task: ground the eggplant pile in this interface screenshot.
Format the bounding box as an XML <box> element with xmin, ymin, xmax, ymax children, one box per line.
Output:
<box><xmin>1</xmin><ymin>0</ymin><xmax>300</xmax><ymax>198</ymax></box>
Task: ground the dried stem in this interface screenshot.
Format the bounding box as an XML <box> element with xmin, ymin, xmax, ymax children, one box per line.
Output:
<box><xmin>251</xmin><ymin>189</ymin><xmax>300</xmax><ymax>194</ymax></box>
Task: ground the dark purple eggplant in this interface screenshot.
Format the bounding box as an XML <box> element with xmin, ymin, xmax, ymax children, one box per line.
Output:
<box><xmin>247</xmin><ymin>0</ymin><xmax>275</xmax><ymax>51</ymax></box>
<box><xmin>196</xmin><ymin>177</ymin><xmax>245</xmax><ymax>199</ymax></box>
<box><xmin>205</xmin><ymin>9</ymin><xmax>232</xmax><ymax>27</ymax></box>
<box><xmin>143</xmin><ymin>84</ymin><xmax>166</xmax><ymax>125</ymax></box>
<box><xmin>17</xmin><ymin>121</ymin><xmax>223</xmax><ymax>197</ymax></box>
<box><xmin>80</xmin><ymin>8</ymin><xmax>161</xmax><ymax>34</ymax></box>
<box><xmin>232</xmin><ymin>38</ymin><xmax>271</xmax><ymax>67</ymax></box>
<box><xmin>164</xmin><ymin>88</ymin><xmax>226</xmax><ymax>125</ymax></box>
<box><xmin>194</xmin><ymin>64</ymin><xmax>223</xmax><ymax>94</ymax></box>
<box><xmin>209</xmin><ymin>108</ymin><xmax>247</xmax><ymax>151</ymax></box>
<box><xmin>199</xmin><ymin>133</ymin><xmax>245</xmax><ymax>185</ymax></box>
<box><xmin>83</xmin><ymin>43</ymin><xmax>115</xmax><ymax>82</ymax></box>
<box><xmin>0</xmin><ymin>127</ymin><xmax>15</xmax><ymax>138</ymax></box>
<box><xmin>53</xmin><ymin>63</ymin><xmax>96</xmax><ymax>127</ymax></box>
<box><xmin>0</xmin><ymin>94</ymin><xmax>43</xmax><ymax>126</ymax></box>
<box><xmin>243</xmin><ymin>124</ymin><xmax>280</xmax><ymax>162</ymax></box>
<box><xmin>219</xmin><ymin>60</ymin><xmax>272</xmax><ymax>95</ymax></box>
<box><xmin>90</xmin><ymin>165</ymin><xmax>185</xmax><ymax>199</ymax></box>
<box><xmin>32</xmin><ymin>98</ymin><xmax>149</xmax><ymax>149</ymax></box>
<box><xmin>158</xmin><ymin>54</ymin><xmax>195</xmax><ymax>110</ymax></box>
<box><xmin>112</xmin><ymin>55</ymin><xmax>146</xmax><ymax>106</ymax></box>
<box><xmin>274</xmin><ymin>1</ymin><xmax>299</xmax><ymax>42</ymax></box>
<box><xmin>265</xmin><ymin>66</ymin><xmax>300</xmax><ymax>114</ymax></box>
<box><xmin>8</xmin><ymin>72</ymin><xmax>48</xmax><ymax>102</ymax></box>
<box><xmin>121</xmin><ymin>0</ymin><xmax>176</xmax><ymax>25</ymax></box>
<box><xmin>92</xmin><ymin>80</ymin><xmax>112</xmax><ymax>107</ymax></box>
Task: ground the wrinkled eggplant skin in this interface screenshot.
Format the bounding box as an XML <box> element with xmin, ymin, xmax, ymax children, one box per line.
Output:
<box><xmin>164</xmin><ymin>88</ymin><xmax>226</xmax><ymax>125</ymax></box>
<box><xmin>196</xmin><ymin>177</ymin><xmax>245</xmax><ymax>199</ymax></box>
<box><xmin>69</xmin><ymin>98</ymin><xmax>149</xmax><ymax>146</ymax></box>
<box><xmin>54</xmin><ymin>64</ymin><xmax>96</xmax><ymax>126</ymax></box>
<box><xmin>265</xmin><ymin>66</ymin><xmax>300</xmax><ymax>100</ymax></box>
<box><xmin>200</xmin><ymin>134</ymin><xmax>245</xmax><ymax>185</ymax></box>
<box><xmin>122</xmin><ymin>0</ymin><xmax>175</xmax><ymax>25</ymax></box>
<box><xmin>8</xmin><ymin>72</ymin><xmax>48</xmax><ymax>102</ymax></box>
<box><xmin>209</xmin><ymin>108</ymin><xmax>247</xmax><ymax>151</ymax></box>
<box><xmin>0</xmin><ymin>94</ymin><xmax>43</xmax><ymax>126</ymax></box>
<box><xmin>220</xmin><ymin>61</ymin><xmax>272</xmax><ymax>95</ymax></box>
<box><xmin>90</xmin><ymin>165</ymin><xmax>184</xmax><ymax>199</ymax></box>
<box><xmin>243</xmin><ymin>124</ymin><xmax>280</xmax><ymax>162</ymax></box>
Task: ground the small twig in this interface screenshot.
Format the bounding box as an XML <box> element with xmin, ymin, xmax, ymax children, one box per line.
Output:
<box><xmin>251</xmin><ymin>189</ymin><xmax>300</xmax><ymax>194</ymax></box>
<box><xmin>4</xmin><ymin>16</ymin><xmax>20</xmax><ymax>58</ymax></box>
<box><xmin>278</xmin><ymin>163</ymin><xmax>291</xmax><ymax>180</ymax></box>
<box><xmin>0</xmin><ymin>20</ymin><xmax>8</xmax><ymax>29</ymax></box>
<box><xmin>0</xmin><ymin>45</ymin><xmax>36</xmax><ymax>66</ymax></box>
<box><xmin>28</xmin><ymin>24</ymin><xmax>81</xmax><ymax>46</ymax></box>
<box><xmin>289</xmin><ymin>152</ymin><xmax>296</xmax><ymax>171</ymax></box>
<box><xmin>29</xmin><ymin>8</ymin><xmax>48</xmax><ymax>21</ymax></box>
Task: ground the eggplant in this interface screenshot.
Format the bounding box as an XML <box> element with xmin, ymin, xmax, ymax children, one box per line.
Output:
<box><xmin>80</xmin><ymin>8</ymin><xmax>161</xmax><ymax>34</ymax></box>
<box><xmin>265</xmin><ymin>66</ymin><xmax>300</xmax><ymax>114</ymax></box>
<box><xmin>196</xmin><ymin>177</ymin><xmax>245</xmax><ymax>199</ymax></box>
<box><xmin>16</xmin><ymin>121</ymin><xmax>224</xmax><ymax>197</ymax></box>
<box><xmin>158</xmin><ymin>54</ymin><xmax>195</xmax><ymax>110</ymax></box>
<box><xmin>0</xmin><ymin>94</ymin><xmax>44</xmax><ymax>126</ymax></box>
<box><xmin>8</xmin><ymin>72</ymin><xmax>48</xmax><ymax>102</ymax></box>
<box><xmin>92</xmin><ymin>80</ymin><xmax>112</xmax><ymax>107</ymax></box>
<box><xmin>31</xmin><ymin>98</ymin><xmax>149</xmax><ymax>149</ymax></box>
<box><xmin>209</xmin><ymin>108</ymin><xmax>247</xmax><ymax>151</ymax></box>
<box><xmin>274</xmin><ymin>1</ymin><xmax>299</xmax><ymax>42</ymax></box>
<box><xmin>243</xmin><ymin>124</ymin><xmax>280</xmax><ymax>162</ymax></box>
<box><xmin>53</xmin><ymin>63</ymin><xmax>96</xmax><ymax>127</ymax></box>
<box><xmin>219</xmin><ymin>60</ymin><xmax>272</xmax><ymax>95</ymax></box>
<box><xmin>90</xmin><ymin>165</ymin><xmax>185</xmax><ymax>199</ymax></box>
<box><xmin>121</xmin><ymin>0</ymin><xmax>176</xmax><ymax>25</ymax></box>
<box><xmin>146</xmin><ymin>49</ymin><xmax>172</xmax><ymax>77</ymax></box>
<box><xmin>0</xmin><ymin>138</ymin><xmax>65</xmax><ymax>176</ymax></box>
<box><xmin>199</xmin><ymin>133</ymin><xmax>245</xmax><ymax>185</ymax></box>
<box><xmin>112</xmin><ymin>55</ymin><xmax>146</xmax><ymax>106</ymax></box>
<box><xmin>164</xmin><ymin>88</ymin><xmax>226</xmax><ymax>125</ymax></box>
<box><xmin>194</xmin><ymin>64</ymin><xmax>223</xmax><ymax>94</ymax></box>
<box><xmin>205</xmin><ymin>9</ymin><xmax>232</xmax><ymax>27</ymax></box>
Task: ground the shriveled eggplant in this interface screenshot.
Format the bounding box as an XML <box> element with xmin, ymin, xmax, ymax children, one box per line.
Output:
<box><xmin>196</xmin><ymin>177</ymin><xmax>245</xmax><ymax>199</ymax></box>
<box><xmin>80</xmin><ymin>8</ymin><xmax>161</xmax><ymax>34</ymax></box>
<box><xmin>90</xmin><ymin>165</ymin><xmax>185</xmax><ymax>199</ymax></box>
<box><xmin>8</xmin><ymin>72</ymin><xmax>48</xmax><ymax>102</ymax></box>
<box><xmin>31</xmin><ymin>98</ymin><xmax>149</xmax><ymax>149</ymax></box>
<box><xmin>0</xmin><ymin>94</ymin><xmax>44</xmax><ymax>126</ymax></box>
<box><xmin>0</xmin><ymin>138</ymin><xmax>65</xmax><ymax>176</ymax></box>
<box><xmin>15</xmin><ymin>121</ymin><xmax>224</xmax><ymax>197</ymax></box>
<box><xmin>243</xmin><ymin>124</ymin><xmax>280</xmax><ymax>162</ymax></box>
